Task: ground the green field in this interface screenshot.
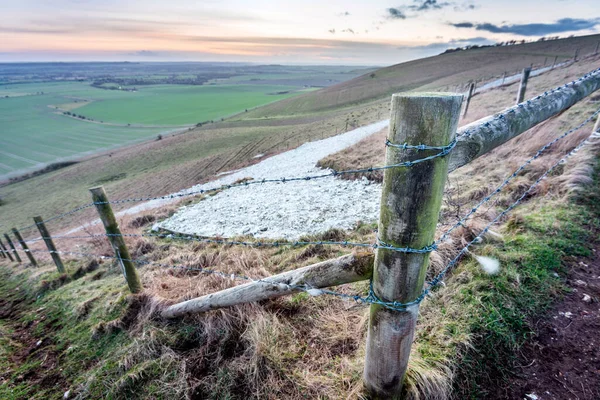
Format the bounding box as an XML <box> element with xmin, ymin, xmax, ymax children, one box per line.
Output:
<box><xmin>76</xmin><ymin>84</ymin><xmax>298</xmax><ymax>125</ymax></box>
<box><xmin>0</xmin><ymin>81</ymin><xmax>304</xmax><ymax>177</ymax></box>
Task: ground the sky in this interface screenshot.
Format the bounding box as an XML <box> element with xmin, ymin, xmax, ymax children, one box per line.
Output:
<box><xmin>1</xmin><ymin>0</ymin><xmax>599</xmax><ymax>65</ymax></box>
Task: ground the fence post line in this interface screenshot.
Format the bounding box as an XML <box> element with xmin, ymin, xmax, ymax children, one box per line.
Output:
<box><xmin>4</xmin><ymin>234</ymin><xmax>21</xmax><ymax>263</ymax></box>
<box><xmin>89</xmin><ymin>186</ymin><xmax>142</xmax><ymax>293</ymax></box>
<box><xmin>0</xmin><ymin>238</ymin><xmax>13</xmax><ymax>262</ymax></box>
<box><xmin>0</xmin><ymin>235</ymin><xmax>6</xmax><ymax>258</ymax></box>
<box><xmin>12</xmin><ymin>228</ymin><xmax>37</xmax><ymax>267</ymax></box>
<box><xmin>516</xmin><ymin>67</ymin><xmax>531</xmax><ymax>105</ymax></box>
<box><xmin>33</xmin><ymin>216</ymin><xmax>65</xmax><ymax>273</ymax></box>
<box><xmin>363</xmin><ymin>92</ymin><xmax>463</xmax><ymax>399</ymax></box>
<box><xmin>462</xmin><ymin>82</ymin><xmax>475</xmax><ymax>118</ymax></box>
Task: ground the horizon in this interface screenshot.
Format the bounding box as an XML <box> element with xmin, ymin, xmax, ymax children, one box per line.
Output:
<box><xmin>2</xmin><ymin>0</ymin><xmax>599</xmax><ymax>65</ymax></box>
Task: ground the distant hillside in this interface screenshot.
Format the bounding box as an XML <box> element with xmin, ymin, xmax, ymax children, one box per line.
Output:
<box><xmin>243</xmin><ymin>34</ymin><xmax>600</xmax><ymax>118</ymax></box>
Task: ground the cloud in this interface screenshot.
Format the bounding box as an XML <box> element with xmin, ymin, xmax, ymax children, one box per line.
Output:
<box><xmin>386</xmin><ymin>7</ymin><xmax>407</xmax><ymax>19</ymax></box>
<box><xmin>451</xmin><ymin>18</ymin><xmax>600</xmax><ymax>36</ymax></box>
<box><xmin>408</xmin><ymin>0</ymin><xmax>452</xmax><ymax>11</ymax></box>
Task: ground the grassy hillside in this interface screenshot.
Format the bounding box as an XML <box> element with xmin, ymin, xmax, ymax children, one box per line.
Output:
<box><xmin>1</xmin><ymin>37</ymin><xmax>600</xmax><ymax>400</ymax></box>
<box><xmin>0</xmin><ymin>103</ymin><xmax>599</xmax><ymax>399</ymax></box>
<box><xmin>1</xmin><ymin>35</ymin><xmax>599</xmax><ymax>236</ymax></box>
<box><xmin>241</xmin><ymin>34</ymin><xmax>600</xmax><ymax>118</ymax></box>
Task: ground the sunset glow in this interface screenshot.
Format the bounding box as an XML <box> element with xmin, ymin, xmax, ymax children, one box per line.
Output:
<box><xmin>1</xmin><ymin>0</ymin><xmax>599</xmax><ymax>64</ymax></box>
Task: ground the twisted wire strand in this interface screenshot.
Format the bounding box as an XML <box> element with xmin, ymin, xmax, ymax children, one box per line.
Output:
<box><xmin>435</xmin><ymin>106</ymin><xmax>600</xmax><ymax>245</ymax></box>
<box><xmin>11</xmin><ymin>67</ymin><xmax>600</xmax><ymax>233</ymax></box>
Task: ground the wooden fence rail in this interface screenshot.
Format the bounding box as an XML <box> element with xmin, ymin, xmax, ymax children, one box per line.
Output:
<box><xmin>2</xmin><ymin>60</ymin><xmax>600</xmax><ymax>400</ymax></box>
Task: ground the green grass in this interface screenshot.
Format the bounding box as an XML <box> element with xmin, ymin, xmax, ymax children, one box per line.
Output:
<box><xmin>0</xmin><ymin>80</ymin><xmax>305</xmax><ymax>176</ymax></box>
<box><xmin>76</xmin><ymin>84</ymin><xmax>299</xmax><ymax>125</ymax></box>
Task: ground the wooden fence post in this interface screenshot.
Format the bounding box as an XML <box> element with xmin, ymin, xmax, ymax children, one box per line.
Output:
<box><xmin>0</xmin><ymin>234</ymin><xmax>6</xmax><ymax>259</ymax></box>
<box><xmin>574</xmin><ymin>48</ymin><xmax>579</xmax><ymax>62</ymax></box>
<box><xmin>363</xmin><ymin>93</ymin><xmax>463</xmax><ymax>399</ymax></box>
<box><xmin>516</xmin><ymin>67</ymin><xmax>531</xmax><ymax>105</ymax></box>
<box><xmin>89</xmin><ymin>186</ymin><xmax>142</xmax><ymax>293</ymax></box>
<box><xmin>595</xmin><ymin>41</ymin><xmax>600</xmax><ymax>55</ymax></box>
<box><xmin>593</xmin><ymin>114</ymin><xmax>600</xmax><ymax>134</ymax></box>
<box><xmin>552</xmin><ymin>55</ymin><xmax>558</xmax><ymax>69</ymax></box>
<box><xmin>34</xmin><ymin>216</ymin><xmax>65</xmax><ymax>273</ymax></box>
<box><xmin>462</xmin><ymin>82</ymin><xmax>475</xmax><ymax>118</ymax></box>
<box><xmin>12</xmin><ymin>228</ymin><xmax>37</xmax><ymax>267</ymax></box>
<box><xmin>501</xmin><ymin>72</ymin><xmax>506</xmax><ymax>85</ymax></box>
<box><xmin>4</xmin><ymin>234</ymin><xmax>21</xmax><ymax>263</ymax></box>
<box><xmin>0</xmin><ymin>238</ymin><xmax>13</xmax><ymax>262</ymax></box>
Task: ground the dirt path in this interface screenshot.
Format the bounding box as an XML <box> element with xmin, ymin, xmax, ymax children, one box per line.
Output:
<box><xmin>492</xmin><ymin>249</ymin><xmax>600</xmax><ymax>400</ymax></box>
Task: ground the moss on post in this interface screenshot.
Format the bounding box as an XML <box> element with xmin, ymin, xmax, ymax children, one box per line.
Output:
<box><xmin>363</xmin><ymin>93</ymin><xmax>463</xmax><ymax>399</ymax></box>
<box><xmin>34</xmin><ymin>216</ymin><xmax>65</xmax><ymax>273</ymax></box>
<box><xmin>4</xmin><ymin>233</ymin><xmax>21</xmax><ymax>263</ymax></box>
<box><xmin>90</xmin><ymin>186</ymin><xmax>142</xmax><ymax>293</ymax></box>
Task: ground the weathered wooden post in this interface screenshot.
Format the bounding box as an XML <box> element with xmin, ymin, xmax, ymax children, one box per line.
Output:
<box><xmin>501</xmin><ymin>71</ymin><xmax>506</xmax><ymax>85</ymax></box>
<box><xmin>12</xmin><ymin>228</ymin><xmax>37</xmax><ymax>267</ymax></box>
<box><xmin>593</xmin><ymin>114</ymin><xmax>600</xmax><ymax>134</ymax></box>
<box><xmin>552</xmin><ymin>55</ymin><xmax>558</xmax><ymax>69</ymax></box>
<box><xmin>595</xmin><ymin>41</ymin><xmax>600</xmax><ymax>55</ymax></box>
<box><xmin>516</xmin><ymin>67</ymin><xmax>531</xmax><ymax>104</ymax></box>
<box><xmin>0</xmin><ymin>238</ymin><xmax>14</xmax><ymax>262</ymax></box>
<box><xmin>462</xmin><ymin>82</ymin><xmax>475</xmax><ymax>118</ymax></box>
<box><xmin>34</xmin><ymin>216</ymin><xmax>65</xmax><ymax>273</ymax></box>
<box><xmin>574</xmin><ymin>48</ymin><xmax>579</xmax><ymax>62</ymax></box>
<box><xmin>4</xmin><ymin>233</ymin><xmax>21</xmax><ymax>263</ymax></box>
<box><xmin>0</xmin><ymin>234</ymin><xmax>6</xmax><ymax>259</ymax></box>
<box><xmin>543</xmin><ymin>57</ymin><xmax>548</xmax><ymax>66</ymax></box>
<box><xmin>363</xmin><ymin>92</ymin><xmax>463</xmax><ymax>399</ymax></box>
<box><xmin>90</xmin><ymin>186</ymin><xmax>142</xmax><ymax>293</ymax></box>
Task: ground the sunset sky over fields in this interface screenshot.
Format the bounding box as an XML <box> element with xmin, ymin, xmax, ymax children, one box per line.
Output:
<box><xmin>1</xmin><ymin>0</ymin><xmax>599</xmax><ymax>64</ymax></box>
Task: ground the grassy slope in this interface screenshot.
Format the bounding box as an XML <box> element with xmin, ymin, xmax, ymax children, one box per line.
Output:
<box><xmin>0</xmin><ymin>139</ymin><xmax>598</xmax><ymax>399</ymax></box>
<box><xmin>242</xmin><ymin>34</ymin><xmax>600</xmax><ymax>118</ymax></box>
<box><xmin>2</xmin><ymin>35</ymin><xmax>598</xmax><ymax>235</ymax></box>
<box><xmin>0</xmin><ymin>52</ymin><xmax>599</xmax><ymax>399</ymax></box>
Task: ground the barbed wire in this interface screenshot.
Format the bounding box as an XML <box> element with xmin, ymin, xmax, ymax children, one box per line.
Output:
<box><xmin>25</xmin><ymin>248</ymin><xmax>370</xmax><ymax>304</ymax></box>
<box><xmin>10</xmin><ymin>67</ymin><xmax>600</xmax><ymax>236</ymax></box>
<box><xmin>435</xmin><ymin>106</ymin><xmax>600</xmax><ymax>245</ymax></box>
<box><xmin>11</xmin><ymin>123</ymin><xmax>600</xmax><ymax>312</ymax></box>
<box><xmin>403</xmin><ymin>127</ymin><xmax>600</xmax><ymax>309</ymax></box>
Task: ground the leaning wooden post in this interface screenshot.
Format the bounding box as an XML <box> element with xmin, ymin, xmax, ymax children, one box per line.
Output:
<box><xmin>34</xmin><ymin>216</ymin><xmax>65</xmax><ymax>273</ymax></box>
<box><xmin>593</xmin><ymin>114</ymin><xmax>600</xmax><ymax>134</ymax></box>
<box><xmin>0</xmin><ymin>238</ymin><xmax>13</xmax><ymax>262</ymax></box>
<box><xmin>0</xmin><ymin>235</ymin><xmax>6</xmax><ymax>259</ymax></box>
<box><xmin>462</xmin><ymin>82</ymin><xmax>475</xmax><ymax>118</ymax></box>
<box><xmin>552</xmin><ymin>55</ymin><xmax>558</xmax><ymax>69</ymax></box>
<box><xmin>89</xmin><ymin>186</ymin><xmax>142</xmax><ymax>293</ymax></box>
<box><xmin>363</xmin><ymin>93</ymin><xmax>463</xmax><ymax>399</ymax></box>
<box><xmin>4</xmin><ymin>234</ymin><xmax>21</xmax><ymax>263</ymax></box>
<box><xmin>516</xmin><ymin>67</ymin><xmax>531</xmax><ymax>105</ymax></box>
<box><xmin>501</xmin><ymin>71</ymin><xmax>506</xmax><ymax>85</ymax></box>
<box><xmin>12</xmin><ymin>228</ymin><xmax>37</xmax><ymax>266</ymax></box>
